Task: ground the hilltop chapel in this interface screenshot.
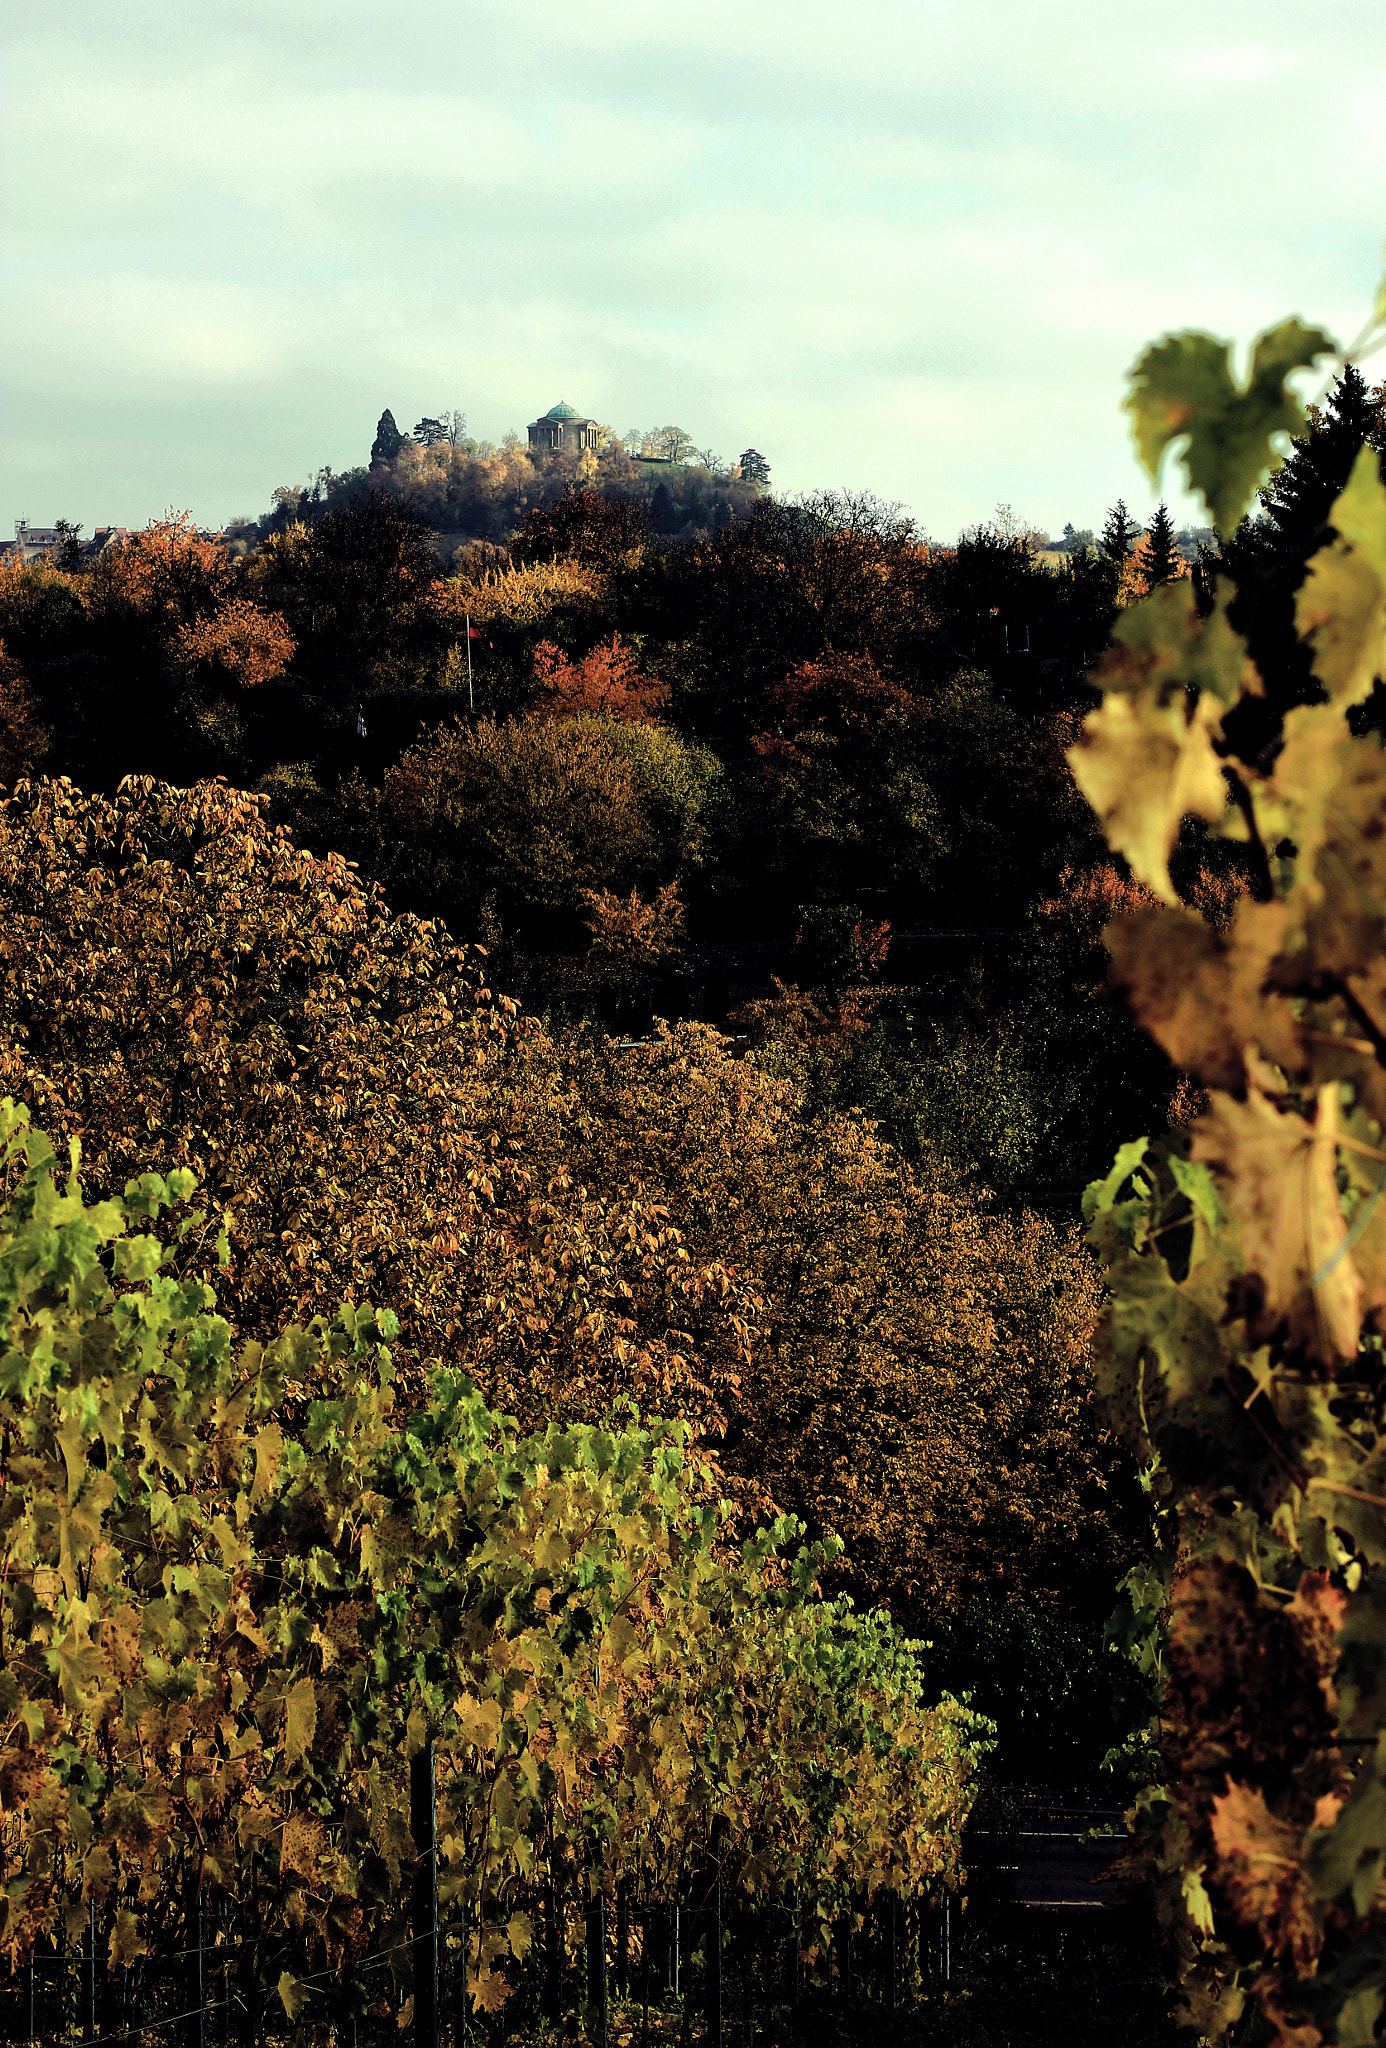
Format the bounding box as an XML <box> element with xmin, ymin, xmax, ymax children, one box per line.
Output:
<box><xmin>527</xmin><ymin>401</ymin><xmax>602</xmax><ymax>453</ymax></box>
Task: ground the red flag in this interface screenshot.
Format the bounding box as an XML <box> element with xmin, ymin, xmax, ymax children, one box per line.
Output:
<box><xmin>468</xmin><ymin>624</ymin><xmax>481</xmax><ymax>640</ymax></box>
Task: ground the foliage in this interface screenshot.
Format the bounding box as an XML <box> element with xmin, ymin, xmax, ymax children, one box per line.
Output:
<box><xmin>580</xmin><ymin>880</ymin><xmax>686</xmax><ymax>963</ymax></box>
<box><xmin>528</xmin><ymin>1023</ymin><xmax>1148</xmax><ymax>1632</ymax></box>
<box><xmin>1075</xmin><ymin>264</ymin><xmax>1386</xmax><ymax>2045</ymax></box>
<box><xmin>509</xmin><ymin>484</ymin><xmax>651</xmax><ymax>572</ymax></box>
<box><xmin>244</xmin><ymin>491</ymin><xmax>442</xmax><ymax>694</ymax></box>
<box><xmin>532</xmin><ymin>634</ymin><xmax>667</xmax><ymax>722</ymax></box>
<box><xmin>364</xmin><ymin>711</ymin><xmax>721</xmax><ymax>939</ymax></box>
<box><xmin>0</xmin><ymin>1096</ymin><xmax>984</xmax><ymax>2012</ymax></box>
<box><xmin>1125</xmin><ymin>319</ymin><xmax>1336</xmax><ymax>535</ymax></box>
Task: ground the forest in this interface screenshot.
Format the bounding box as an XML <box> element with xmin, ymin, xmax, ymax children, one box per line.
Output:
<box><xmin>0</xmin><ymin>302</ymin><xmax>1385</xmax><ymax>2048</ymax></box>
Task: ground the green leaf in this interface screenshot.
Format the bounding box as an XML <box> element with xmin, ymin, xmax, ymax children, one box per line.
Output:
<box><xmin>1082</xmin><ymin>1138</ymin><xmax>1150</xmax><ymax>1226</ymax></box>
<box><xmin>1126</xmin><ymin>319</ymin><xmax>1337</xmax><ymax>535</ymax></box>
<box><xmin>1169</xmin><ymin>1158</ymin><xmax>1226</xmax><ymax>1236</ymax></box>
<box><xmin>1309</xmin><ymin>1743</ymin><xmax>1386</xmax><ymax>1916</ymax></box>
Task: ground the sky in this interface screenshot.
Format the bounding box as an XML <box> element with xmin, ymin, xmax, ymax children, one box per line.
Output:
<box><xmin>3</xmin><ymin>1</ymin><xmax>1385</xmax><ymax>544</ymax></box>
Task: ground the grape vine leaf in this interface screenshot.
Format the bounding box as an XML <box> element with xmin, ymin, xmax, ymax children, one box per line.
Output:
<box><xmin>1295</xmin><ymin>444</ymin><xmax>1386</xmax><ymax>710</ymax></box>
<box><xmin>1126</xmin><ymin>320</ymin><xmax>1337</xmax><ymax>535</ymax></box>
<box><xmin>1191</xmin><ymin>1076</ymin><xmax>1362</xmax><ymax>1365</ymax></box>
<box><xmin>1067</xmin><ymin>686</ymin><xmax>1228</xmax><ymax>901</ymax></box>
<box><xmin>1105</xmin><ymin>901</ymin><xmax>1298</xmax><ymax>1091</ymax></box>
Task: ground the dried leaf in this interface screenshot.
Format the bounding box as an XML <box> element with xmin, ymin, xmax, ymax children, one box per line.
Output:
<box><xmin>1192</xmin><ymin>1075</ymin><xmax>1361</xmax><ymax>1363</ymax></box>
<box><xmin>1068</xmin><ymin>688</ymin><xmax>1228</xmax><ymax>901</ymax></box>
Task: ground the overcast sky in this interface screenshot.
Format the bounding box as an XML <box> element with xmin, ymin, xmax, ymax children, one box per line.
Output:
<box><xmin>4</xmin><ymin>1</ymin><xmax>1384</xmax><ymax>542</ymax></box>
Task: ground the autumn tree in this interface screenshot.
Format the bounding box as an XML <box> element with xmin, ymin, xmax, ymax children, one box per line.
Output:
<box><xmin>364</xmin><ymin>709</ymin><xmax>721</xmax><ymax>940</ymax></box>
<box><xmin>0</xmin><ymin>775</ymin><xmax>755</xmax><ymax>1457</ymax></box>
<box><xmin>522</xmin><ymin>1021</ymin><xmax>1151</xmax><ymax>1630</ymax></box>
<box><xmin>245</xmin><ymin>489</ymin><xmax>442</xmax><ymax>694</ymax></box>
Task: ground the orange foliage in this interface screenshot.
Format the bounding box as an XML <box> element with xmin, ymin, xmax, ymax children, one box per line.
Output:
<box><xmin>532</xmin><ymin>634</ymin><xmax>667</xmax><ymax>721</ymax></box>
<box><xmin>173</xmin><ymin>594</ymin><xmax>295</xmax><ymax>689</ymax></box>
<box><xmin>0</xmin><ymin>647</ymin><xmax>49</xmax><ymax>785</ymax></box>
<box><xmin>580</xmin><ymin>879</ymin><xmax>685</xmax><ymax>961</ymax></box>
<box><xmin>85</xmin><ymin>511</ymin><xmax>237</xmax><ymax>629</ymax></box>
<box><xmin>1118</xmin><ymin>536</ymin><xmax>1191</xmax><ymax>607</ymax></box>
<box><xmin>767</xmin><ymin>651</ymin><xmax>913</xmax><ymax>736</ymax></box>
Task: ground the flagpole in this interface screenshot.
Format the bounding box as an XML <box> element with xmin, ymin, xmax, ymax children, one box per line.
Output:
<box><xmin>465</xmin><ymin>614</ymin><xmax>474</xmax><ymax>711</ymax></box>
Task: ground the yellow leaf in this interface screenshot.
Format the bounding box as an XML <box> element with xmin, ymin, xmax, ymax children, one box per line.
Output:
<box><xmin>1295</xmin><ymin>445</ymin><xmax>1386</xmax><ymax>709</ymax></box>
<box><xmin>506</xmin><ymin>1909</ymin><xmax>533</xmax><ymax>1962</ymax></box>
<box><xmin>108</xmin><ymin>1909</ymin><xmax>148</xmax><ymax>1972</ymax></box>
<box><xmin>1192</xmin><ymin>1073</ymin><xmax>1361</xmax><ymax>1364</ymax></box>
<box><xmin>470</xmin><ymin>1964</ymin><xmax>512</xmax><ymax>2015</ymax></box>
<box><xmin>283</xmin><ymin>1676</ymin><xmax>317</xmax><ymax>1767</ymax></box>
<box><xmin>1068</xmin><ymin>687</ymin><xmax>1228</xmax><ymax>901</ymax></box>
<box><xmin>277</xmin><ymin>1972</ymin><xmax>310</xmax><ymax>2021</ymax></box>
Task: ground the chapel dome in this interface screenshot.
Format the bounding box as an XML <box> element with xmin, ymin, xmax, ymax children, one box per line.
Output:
<box><xmin>544</xmin><ymin>401</ymin><xmax>580</xmax><ymax>420</ymax></box>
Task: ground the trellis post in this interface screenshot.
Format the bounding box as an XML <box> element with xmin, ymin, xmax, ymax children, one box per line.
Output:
<box><xmin>411</xmin><ymin>1742</ymin><xmax>440</xmax><ymax>2048</ymax></box>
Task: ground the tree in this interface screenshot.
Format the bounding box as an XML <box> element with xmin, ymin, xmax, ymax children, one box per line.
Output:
<box><xmin>413</xmin><ymin>415</ymin><xmax>450</xmax><ymax>447</ymax></box>
<box><xmin>740</xmin><ymin>448</ymin><xmax>771</xmax><ymax>486</ymax></box>
<box><xmin>536</xmin><ymin>1020</ymin><xmax>1147</xmax><ymax>1629</ymax></box>
<box><xmin>246</xmin><ymin>487</ymin><xmax>441</xmax><ymax>689</ymax></box>
<box><xmin>1098</xmin><ymin>497</ymin><xmax>1141</xmax><ymax>563</ymax></box>
<box><xmin>370</xmin><ymin>710</ymin><xmax>721</xmax><ymax>935</ymax></box>
<box><xmin>52</xmin><ymin>518</ymin><xmax>84</xmax><ymax>571</ymax></box>
<box><xmin>370</xmin><ymin>407</ymin><xmax>407</xmax><ymax>465</ymax></box>
<box><xmin>1259</xmin><ymin>360</ymin><xmax>1386</xmax><ymax>559</ymax></box>
<box><xmin>658</xmin><ymin>425</ymin><xmax>695</xmax><ymax>463</ymax></box>
<box><xmin>1142</xmin><ymin>500</ymin><xmax>1180</xmax><ymax>586</ymax></box>
<box><xmin>508</xmin><ymin>482</ymin><xmax>651</xmax><ymax>571</ymax></box>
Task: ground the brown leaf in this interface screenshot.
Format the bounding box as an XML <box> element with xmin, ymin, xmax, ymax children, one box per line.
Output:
<box><xmin>1106</xmin><ymin>899</ymin><xmax>1299</xmax><ymax>1089</ymax></box>
<box><xmin>282</xmin><ymin>1677</ymin><xmax>317</xmax><ymax>1767</ymax></box>
<box><xmin>1192</xmin><ymin>1072</ymin><xmax>1362</xmax><ymax>1363</ymax></box>
<box><xmin>1209</xmin><ymin>1782</ymin><xmax>1322</xmax><ymax>1975</ymax></box>
<box><xmin>469</xmin><ymin>1965</ymin><xmax>512</xmax><ymax>2016</ymax></box>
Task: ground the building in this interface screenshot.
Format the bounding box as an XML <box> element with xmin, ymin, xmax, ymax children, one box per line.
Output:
<box><xmin>1</xmin><ymin>521</ymin><xmax>131</xmax><ymax>564</ymax></box>
<box><xmin>527</xmin><ymin>401</ymin><xmax>601</xmax><ymax>454</ymax></box>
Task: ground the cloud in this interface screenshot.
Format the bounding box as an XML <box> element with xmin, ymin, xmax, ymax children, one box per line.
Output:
<box><xmin>2</xmin><ymin>0</ymin><xmax>1384</xmax><ymax>537</ymax></box>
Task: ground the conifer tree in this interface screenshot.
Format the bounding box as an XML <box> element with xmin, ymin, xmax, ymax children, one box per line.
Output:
<box><xmin>370</xmin><ymin>407</ymin><xmax>407</xmax><ymax>466</ymax></box>
<box><xmin>1142</xmin><ymin>501</ymin><xmax>1180</xmax><ymax>586</ymax></box>
<box><xmin>1258</xmin><ymin>361</ymin><xmax>1386</xmax><ymax>559</ymax></box>
<box><xmin>1098</xmin><ymin>497</ymin><xmax>1140</xmax><ymax>563</ymax></box>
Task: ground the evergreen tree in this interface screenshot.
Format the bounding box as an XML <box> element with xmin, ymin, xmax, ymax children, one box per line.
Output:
<box><xmin>739</xmin><ymin>449</ymin><xmax>771</xmax><ymax>486</ymax></box>
<box><xmin>370</xmin><ymin>408</ymin><xmax>407</xmax><ymax>466</ymax></box>
<box><xmin>1259</xmin><ymin>363</ymin><xmax>1386</xmax><ymax>560</ymax></box>
<box><xmin>53</xmin><ymin>519</ymin><xmax>84</xmax><ymax>572</ymax></box>
<box><xmin>1143</xmin><ymin>502</ymin><xmax>1180</xmax><ymax>587</ymax></box>
<box><xmin>1098</xmin><ymin>498</ymin><xmax>1140</xmax><ymax>564</ymax></box>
